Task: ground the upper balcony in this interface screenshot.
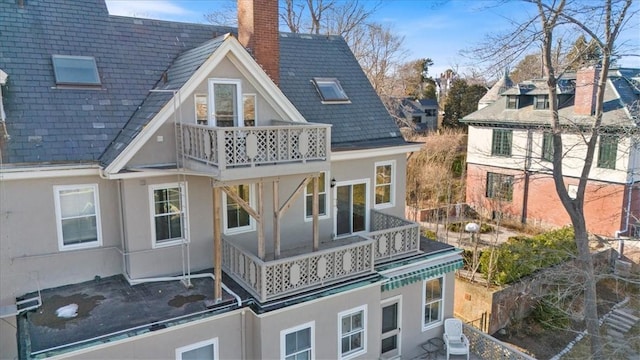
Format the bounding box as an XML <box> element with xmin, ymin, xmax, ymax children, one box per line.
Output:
<box><xmin>222</xmin><ymin>210</ymin><xmax>420</xmax><ymax>302</ymax></box>
<box><xmin>176</xmin><ymin>121</ymin><xmax>331</xmax><ymax>181</ymax></box>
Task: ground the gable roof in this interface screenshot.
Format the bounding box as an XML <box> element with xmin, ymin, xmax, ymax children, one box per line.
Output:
<box><xmin>462</xmin><ymin>68</ymin><xmax>640</xmax><ymax>129</ymax></box>
<box><xmin>0</xmin><ymin>0</ymin><xmax>406</xmax><ymax>167</ymax></box>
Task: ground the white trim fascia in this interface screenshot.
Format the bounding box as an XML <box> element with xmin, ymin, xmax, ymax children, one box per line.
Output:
<box><xmin>105</xmin><ymin>35</ymin><xmax>308</xmax><ymax>175</ymax></box>
<box><xmin>331</xmin><ymin>143</ymin><xmax>422</xmax><ymax>162</ymax></box>
<box><xmin>0</xmin><ymin>166</ymin><xmax>100</xmax><ymax>181</ymax></box>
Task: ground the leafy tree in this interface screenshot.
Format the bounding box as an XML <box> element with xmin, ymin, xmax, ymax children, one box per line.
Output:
<box><xmin>442</xmin><ymin>79</ymin><xmax>487</xmax><ymax>128</ymax></box>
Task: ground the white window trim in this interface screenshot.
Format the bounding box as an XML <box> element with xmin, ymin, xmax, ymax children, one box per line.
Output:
<box><xmin>208</xmin><ymin>78</ymin><xmax>243</xmax><ymax>127</ymax></box>
<box><xmin>374</xmin><ymin>160</ymin><xmax>396</xmax><ymax>209</ymax></box>
<box><xmin>149</xmin><ymin>182</ymin><xmax>189</xmax><ymax>249</ymax></box>
<box><xmin>422</xmin><ymin>276</ymin><xmax>445</xmax><ymax>331</ymax></box>
<box><xmin>333</xmin><ymin>179</ymin><xmax>370</xmax><ymax>239</ymax></box>
<box><xmin>223</xmin><ymin>184</ymin><xmax>256</xmax><ymax>235</ymax></box>
<box><xmin>304</xmin><ymin>172</ymin><xmax>330</xmax><ymax>222</ymax></box>
<box><xmin>281</xmin><ymin>321</ymin><xmax>315</xmax><ymax>360</ymax></box>
<box><xmin>338</xmin><ymin>305</ymin><xmax>367</xmax><ymax>360</ymax></box>
<box><xmin>194</xmin><ymin>93</ymin><xmax>208</xmax><ymax>125</ymax></box>
<box><xmin>243</xmin><ymin>93</ymin><xmax>257</xmax><ymax>126</ymax></box>
<box><xmin>54</xmin><ymin>184</ymin><xmax>103</xmax><ymax>251</ymax></box>
<box><xmin>176</xmin><ymin>337</ymin><xmax>219</xmax><ymax>360</ymax></box>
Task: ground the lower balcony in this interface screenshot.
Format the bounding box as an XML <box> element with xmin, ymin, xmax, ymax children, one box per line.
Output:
<box><xmin>222</xmin><ymin>210</ymin><xmax>421</xmax><ymax>303</ymax></box>
<box><xmin>177</xmin><ymin>121</ymin><xmax>331</xmax><ymax>181</ymax></box>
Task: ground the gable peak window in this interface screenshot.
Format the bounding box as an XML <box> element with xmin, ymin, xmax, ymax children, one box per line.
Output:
<box><xmin>312</xmin><ymin>78</ymin><xmax>350</xmax><ymax>103</ymax></box>
<box><xmin>52</xmin><ymin>55</ymin><xmax>101</xmax><ymax>86</ymax></box>
<box><xmin>208</xmin><ymin>78</ymin><xmax>243</xmax><ymax>127</ymax></box>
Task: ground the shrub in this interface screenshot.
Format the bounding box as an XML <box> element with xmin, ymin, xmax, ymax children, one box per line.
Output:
<box><xmin>480</xmin><ymin>227</ymin><xmax>577</xmax><ymax>285</ymax></box>
<box><xmin>423</xmin><ymin>229</ymin><xmax>437</xmax><ymax>240</ymax></box>
<box><xmin>531</xmin><ymin>296</ymin><xmax>571</xmax><ymax>329</ymax></box>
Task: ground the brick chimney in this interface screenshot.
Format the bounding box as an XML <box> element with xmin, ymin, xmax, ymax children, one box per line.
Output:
<box><xmin>574</xmin><ymin>66</ymin><xmax>600</xmax><ymax>115</ymax></box>
<box><xmin>237</xmin><ymin>0</ymin><xmax>279</xmax><ymax>85</ymax></box>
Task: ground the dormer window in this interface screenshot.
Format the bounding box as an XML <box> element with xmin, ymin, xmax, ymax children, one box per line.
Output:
<box><xmin>312</xmin><ymin>78</ymin><xmax>350</xmax><ymax>103</ymax></box>
<box><xmin>52</xmin><ymin>55</ymin><xmax>101</xmax><ymax>86</ymax></box>
<box><xmin>534</xmin><ymin>95</ymin><xmax>549</xmax><ymax>110</ymax></box>
<box><xmin>506</xmin><ymin>96</ymin><xmax>519</xmax><ymax>109</ymax></box>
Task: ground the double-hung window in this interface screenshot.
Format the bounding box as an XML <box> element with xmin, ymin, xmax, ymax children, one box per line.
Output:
<box><xmin>208</xmin><ymin>78</ymin><xmax>242</xmax><ymax>127</ymax></box>
<box><xmin>339</xmin><ymin>306</ymin><xmax>367</xmax><ymax>359</ymax></box>
<box><xmin>176</xmin><ymin>338</ymin><xmax>218</xmax><ymax>360</ymax></box>
<box><xmin>224</xmin><ymin>184</ymin><xmax>255</xmax><ymax>234</ymax></box>
<box><xmin>486</xmin><ymin>172</ymin><xmax>514</xmax><ymax>201</ymax></box>
<box><xmin>422</xmin><ymin>277</ymin><xmax>443</xmax><ymax>330</ymax></box>
<box><xmin>542</xmin><ymin>132</ymin><xmax>554</xmax><ymax>162</ymax></box>
<box><xmin>506</xmin><ymin>96</ymin><xmax>519</xmax><ymax>109</ymax></box>
<box><xmin>304</xmin><ymin>172</ymin><xmax>328</xmax><ymax>220</ymax></box>
<box><xmin>534</xmin><ymin>95</ymin><xmax>549</xmax><ymax>110</ymax></box>
<box><xmin>374</xmin><ymin>161</ymin><xmax>395</xmax><ymax>208</ymax></box>
<box><xmin>150</xmin><ymin>183</ymin><xmax>188</xmax><ymax>248</ymax></box>
<box><xmin>282</xmin><ymin>322</ymin><xmax>314</xmax><ymax>360</ymax></box>
<box><xmin>491</xmin><ymin>129</ymin><xmax>512</xmax><ymax>157</ymax></box>
<box><xmin>54</xmin><ymin>184</ymin><xmax>102</xmax><ymax>251</ymax></box>
<box><xmin>597</xmin><ymin>135</ymin><xmax>618</xmax><ymax>169</ymax></box>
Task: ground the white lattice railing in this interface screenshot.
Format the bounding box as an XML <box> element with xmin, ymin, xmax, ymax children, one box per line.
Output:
<box><xmin>177</xmin><ymin>123</ymin><xmax>330</xmax><ymax>172</ymax></box>
<box><xmin>463</xmin><ymin>323</ymin><xmax>536</xmax><ymax>360</ymax></box>
<box><xmin>222</xmin><ymin>237</ymin><xmax>374</xmax><ymax>302</ymax></box>
<box><xmin>369</xmin><ymin>210</ymin><xmax>420</xmax><ymax>262</ymax></box>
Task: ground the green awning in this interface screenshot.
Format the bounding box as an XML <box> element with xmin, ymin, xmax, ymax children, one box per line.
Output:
<box><xmin>381</xmin><ymin>259</ymin><xmax>464</xmax><ymax>292</ymax></box>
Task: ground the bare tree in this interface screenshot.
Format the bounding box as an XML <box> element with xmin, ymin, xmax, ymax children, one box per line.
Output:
<box><xmin>467</xmin><ymin>0</ymin><xmax>636</xmax><ymax>357</ymax></box>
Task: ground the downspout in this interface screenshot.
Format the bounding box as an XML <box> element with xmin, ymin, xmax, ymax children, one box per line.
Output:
<box><xmin>614</xmin><ymin>139</ymin><xmax>638</xmax><ymax>258</ymax></box>
<box><xmin>521</xmin><ymin>129</ymin><xmax>533</xmax><ymax>224</ymax></box>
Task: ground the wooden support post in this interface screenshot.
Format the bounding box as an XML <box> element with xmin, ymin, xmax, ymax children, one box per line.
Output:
<box><xmin>257</xmin><ymin>182</ymin><xmax>265</xmax><ymax>260</ymax></box>
<box><xmin>312</xmin><ymin>175</ymin><xmax>319</xmax><ymax>251</ymax></box>
<box><xmin>213</xmin><ymin>187</ymin><xmax>222</xmax><ymax>302</ymax></box>
<box><xmin>273</xmin><ymin>180</ymin><xmax>281</xmax><ymax>259</ymax></box>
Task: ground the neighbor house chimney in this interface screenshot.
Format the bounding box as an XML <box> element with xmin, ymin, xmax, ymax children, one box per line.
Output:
<box><xmin>237</xmin><ymin>0</ymin><xmax>279</xmax><ymax>85</ymax></box>
<box><xmin>574</xmin><ymin>66</ymin><xmax>600</xmax><ymax>115</ymax></box>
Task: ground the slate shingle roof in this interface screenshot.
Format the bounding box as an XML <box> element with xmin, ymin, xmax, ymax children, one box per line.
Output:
<box><xmin>462</xmin><ymin>68</ymin><xmax>640</xmax><ymax>129</ymax></box>
<box><xmin>0</xmin><ymin>0</ymin><xmax>405</xmax><ymax>166</ymax></box>
<box><xmin>278</xmin><ymin>33</ymin><xmax>405</xmax><ymax>147</ymax></box>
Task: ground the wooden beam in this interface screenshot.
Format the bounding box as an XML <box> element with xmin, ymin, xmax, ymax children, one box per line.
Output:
<box><xmin>213</xmin><ymin>187</ymin><xmax>222</xmax><ymax>302</ymax></box>
<box><xmin>273</xmin><ymin>180</ymin><xmax>281</xmax><ymax>259</ymax></box>
<box><xmin>221</xmin><ymin>186</ymin><xmax>261</xmax><ymax>222</ymax></box>
<box><xmin>312</xmin><ymin>174</ymin><xmax>319</xmax><ymax>251</ymax></box>
<box><xmin>257</xmin><ymin>182</ymin><xmax>265</xmax><ymax>260</ymax></box>
<box><xmin>278</xmin><ymin>177</ymin><xmax>311</xmax><ymax>218</ymax></box>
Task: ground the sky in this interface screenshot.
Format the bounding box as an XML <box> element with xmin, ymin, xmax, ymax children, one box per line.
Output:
<box><xmin>105</xmin><ymin>0</ymin><xmax>640</xmax><ymax>80</ymax></box>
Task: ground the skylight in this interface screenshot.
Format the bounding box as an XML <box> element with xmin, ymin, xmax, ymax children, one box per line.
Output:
<box><xmin>52</xmin><ymin>55</ymin><xmax>101</xmax><ymax>86</ymax></box>
<box><xmin>312</xmin><ymin>78</ymin><xmax>349</xmax><ymax>103</ymax></box>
